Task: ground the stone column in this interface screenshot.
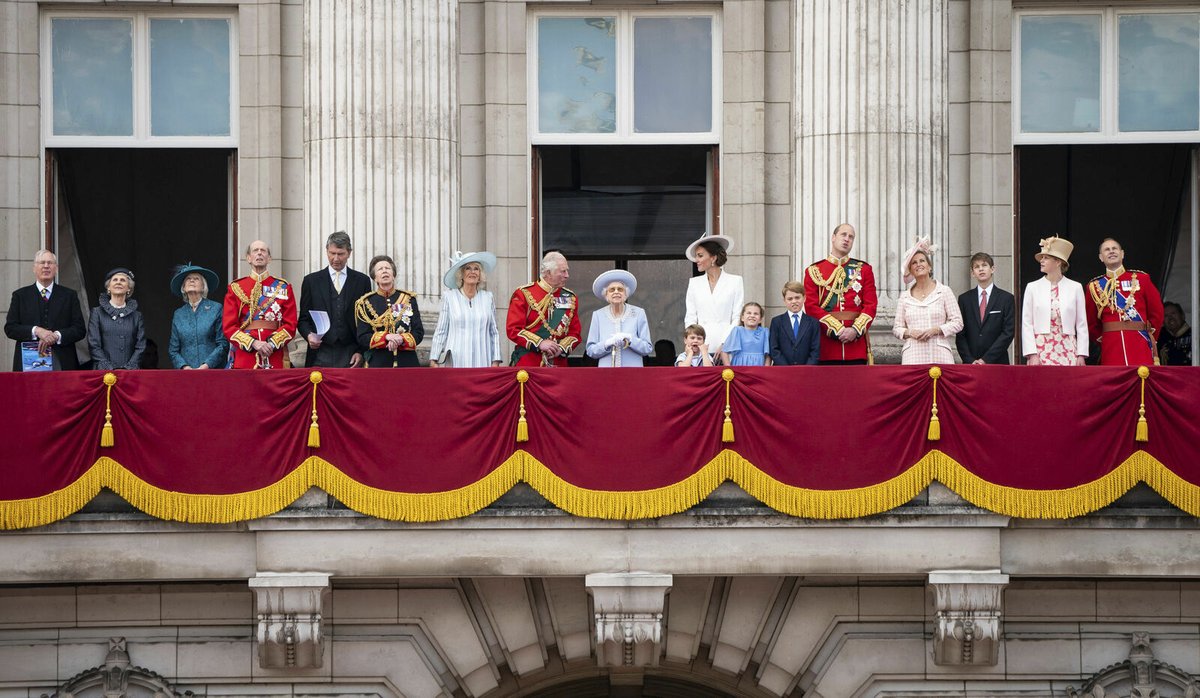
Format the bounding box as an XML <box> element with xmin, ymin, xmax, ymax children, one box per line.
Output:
<box><xmin>795</xmin><ymin>0</ymin><xmax>948</xmax><ymax>302</ymax></box>
<box><xmin>304</xmin><ymin>0</ymin><xmax>457</xmax><ymax>301</ymax></box>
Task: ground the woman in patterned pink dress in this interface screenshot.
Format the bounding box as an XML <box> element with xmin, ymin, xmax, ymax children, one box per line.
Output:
<box><xmin>1021</xmin><ymin>236</ymin><xmax>1088</xmax><ymax>366</ymax></box>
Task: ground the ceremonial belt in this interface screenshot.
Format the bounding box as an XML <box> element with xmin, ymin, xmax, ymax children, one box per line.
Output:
<box><xmin>831</xmin><ymin>311</ymin><xmax>861</xmax><ymax>322</ymax></box>
<box><xmin>1102</xmin><ymin>321</ymin><xmax>1149</xmax><ymax>332</ymax></box>
<box><xmin>246</xmin><ymin>320</ymin><xmax>281</xmax><ymax>331</ymax></box>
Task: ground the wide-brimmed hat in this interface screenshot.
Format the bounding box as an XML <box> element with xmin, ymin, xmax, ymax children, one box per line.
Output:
<box><xmin>170</xmin><ymin>263</ymin><xmax>218</xmax><ymax>297</ymax></box>
<box><xmin>443</xmin><ymin>250</ymin><xmax>497</xmax><ymax>289</ymax></box>
<box><xmin>1035</xmin><ymin>236</ymin><xmax>1074</xmax><ymax>269</ymax></box>
<box><xmin>685</xmin><ymin>232</ymin><xmax>735</xmax><ymax>262</ymax></box>
<box><xmin>900</xmin><ymin>236</ymin><xmax>937</xmax><ymax>286</ymax></box>
<box><xmin>592</xmin><ymin>269</ymin><xmax>638</xmax><ymax>300</ymax></box>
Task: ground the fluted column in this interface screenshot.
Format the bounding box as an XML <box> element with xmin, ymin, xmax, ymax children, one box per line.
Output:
<box><xmin>795</xmin><ymin>0</ymin><xmax>948</xmax><ymax>301</ymax></box>
<box><xmin>304</xmin><ymin>0</ymin><xmax>457</xmax><ymax>301</ymax></box>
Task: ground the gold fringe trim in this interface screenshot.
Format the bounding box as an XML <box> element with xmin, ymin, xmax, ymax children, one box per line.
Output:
<box><xmin>7</xmin><ymin>450</ymin><xmax>1200</xmax><ymax>529</ymax></box>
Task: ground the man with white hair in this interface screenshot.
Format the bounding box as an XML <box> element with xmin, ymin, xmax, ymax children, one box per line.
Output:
<box><xmin>506</xmin><ymin>251</ymin><xmax>581</xmax><ymax>367</ymax></box>
<box><xmin>4</xmin><ymin>250</ymin><xmax>86</xmax><ymax>371</ymax></box>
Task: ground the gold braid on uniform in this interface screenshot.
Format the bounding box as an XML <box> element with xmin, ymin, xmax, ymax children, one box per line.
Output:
<box><xmin>806</xmin><ymin>264</ymin><xmax>848</xmax><ymax>333</ymax></box>
<box><xmin>355</xmin><ymin>290</ymin><xmax>416</xmax><ymax>348</ymax></box>
<box><xmin>1088</xmin><ymin>277</ymin><xmax>1116</xmax><ymax>319</ymax></box>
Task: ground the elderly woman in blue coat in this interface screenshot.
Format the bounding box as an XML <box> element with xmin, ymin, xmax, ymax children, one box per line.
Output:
<box><xmin>168</xmin><ymin>264</ymin><xmax>228</xmax><ymax>369</ymax></box>
<box><xmin>585</xmin><ymin>269</ymin><xmax>653</xmax><ymax>367</ymax></box>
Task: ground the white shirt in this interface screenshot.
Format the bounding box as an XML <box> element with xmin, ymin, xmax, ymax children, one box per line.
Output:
<box><xmin>976</xmin><ymin>283</ymin><xmax>994</xmax><ymax>306</ymax></box>
<box><xmin>328</xmin><ymin>267</ymin><xmax>345</xmax><ymax>292</ymax></box>
<box><xmin>31</xmin><ymin>282</ymin><xmax>61</xmax><ymax>342</ymax></box>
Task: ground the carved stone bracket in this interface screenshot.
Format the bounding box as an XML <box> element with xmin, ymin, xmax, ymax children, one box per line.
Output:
<box><xmin>248</xmin><ymin>572</ymin><xmax>331</xmax><ymax>669</ymax></box>
<box><xmin>928</xmin><ymin>570</ymin><xmax>1009</xmax><ymax>666</ymax></box>
<box><xmin>586</xmin><ymin>572</ymin><xmax>673</xmax><ymax>668</ymax></box>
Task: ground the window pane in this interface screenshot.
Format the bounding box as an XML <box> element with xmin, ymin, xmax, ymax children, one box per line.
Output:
<box><xmin>1119</xmin><ymin>14</ymin><xmax>1200</xmax><ymax>132</ymax></box>
<box><xmin>634</xmin><ymin>17</ymin><xmax>713</xmax><ymax>133</ymax></box>
<box><xmin>1020</xmin><ymin>15</ymin><xmax>1102</xmax><ymax>133</ymax></box>
<box><xmin>541</xmin><ymin>145</ymin><xmax>708</xmax><ymax>256</ymax></box>
<box><xmin>538</xmin><ymin>17</ymin><xmax>617</xmax><ymax>134</ymax></box>
<box><xmin>52</xmin><ymin>18</ymin><xmax>133</xmax><ymax>136</ymax></box>
<box><xmin>151</xmin><ymin>18</ymin><xmax>232</xmax><ymax>136</ymax></box>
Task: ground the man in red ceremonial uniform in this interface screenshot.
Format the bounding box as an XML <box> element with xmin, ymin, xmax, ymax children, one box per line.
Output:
<box><xmin>223</xmin><ymin>239</ymin><xmax>298</xmax><ymax>369</ymax></box>
<box><xmin>804</xmin><ymin>223</ymin><xmax>878</xmax><ymax>365</ymax></box>
<box><xmin>506</xmin><ymin>251</ymin><xmax>581</xmax><ymax>367</ymax></box>
<box><xmin>1085</xmin><ymin>237</ymin><xmax>1164</xmax><ymax>366</ymax></box>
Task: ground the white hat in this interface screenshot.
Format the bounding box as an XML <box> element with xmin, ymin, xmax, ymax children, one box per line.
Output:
<box><xmin>684</xmin><ymin>232</ymin><xmax>735</xmax><ymax>262</ymax></box>
<box><xmin>443</xmin><ymin>250</ymin><xmax>497</xmax><ymax>289</ymax></box>
<box><xmin>592</xmin><ymin>269</ymin><xmax>637</xmax><ymax>299</ymax></box>
<box><xmin>900</xmin><ymin>236</ymin><xmax>937</xmax><ymax>286</ymax></box>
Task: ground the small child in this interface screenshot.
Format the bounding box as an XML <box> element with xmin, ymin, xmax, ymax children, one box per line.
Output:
<box><xmin>721</xmin><ymin>302</ymin><xmax>772</xmax><ymax>366</ymax></box>
<box><xmin>676</xmin><ymin>324</ymin><xmax>715</xmax><ymax>367</ymax></box>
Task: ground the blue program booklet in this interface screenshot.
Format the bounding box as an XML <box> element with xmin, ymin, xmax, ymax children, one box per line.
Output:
<box><xmin>21</xmin><ymin>342</ymin><xmax>54</xmax><ymax>372</ymax></box>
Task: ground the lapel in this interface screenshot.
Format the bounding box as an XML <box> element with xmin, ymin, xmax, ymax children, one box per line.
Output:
<box><xmin>787</xmin><ymin>314</ymin><xmax>804</xmax><ymax>347</ymax></box>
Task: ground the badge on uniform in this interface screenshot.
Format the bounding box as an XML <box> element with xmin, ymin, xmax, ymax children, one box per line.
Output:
<box><xmin>555</xmin><ymin>296</ymin><xmax>572</xmax><ymax>309</ymax></box>
<box><xmin>1121</xmin><ymin>280</ymin><xmax>1132</xmax><ymax>291</ymax></box>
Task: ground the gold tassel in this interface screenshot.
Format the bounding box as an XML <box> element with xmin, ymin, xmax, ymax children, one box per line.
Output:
<box><xmin>1135</xmin><ymin>365</ymin><xmax>1150</xmax><ymax>442</ymax></box>
<box><xmin>307</xmin><ymin>371</ymin><xmax>323</xmax><ymax>448</ymax></box>
<box><xmin>100</xmin><ymin>372</ymin><xmax>117</xmax><ymax>447</ymax></box>
<box><xmin>927</xmin><ymin>366</ymin><xmax>942</xmax><ymax>441</ymax></box>
<box><xmin>722</xmin><ymin>369</ymin><xmax>735</xmax><ymax>442</ymax></box>
<box><xmin>516</xmin><ymin>369</ymin><xmax>530</xmax><ymax>442</ymax></box>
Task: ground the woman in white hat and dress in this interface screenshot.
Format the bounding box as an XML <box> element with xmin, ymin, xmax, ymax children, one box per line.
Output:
<box><xmin>1021</xmin><ymin>236</ymin><xmax>1089</xmax><ymax>366</ymax></box>
<box><xmin>892</xmin><ymin>237</ymin><xmax>963</xmax><ymax>365</ymax></box>
<box><xmin>585</xmin><ymin>269</ymin><xmax>653</xmax><ymax>367</ymax></box>
<box><xmin>683</xmin><ymin>232</ymin><xmax>743</xmax><ymax>356</ymax></box>
<box><xmin>429</xmin><ymin>251</ymin><xmax>503</xmax><ymax>368</ymax></box>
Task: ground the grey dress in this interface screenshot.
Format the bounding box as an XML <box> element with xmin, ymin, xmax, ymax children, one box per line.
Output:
<box><xmin>88</xmin><ymin>295</ymin><xmax>146</xmax><ymax>370</ymax></box>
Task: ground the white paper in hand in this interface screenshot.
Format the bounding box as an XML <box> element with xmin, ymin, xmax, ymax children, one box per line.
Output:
<box><xmin>310</xmin><ymin>310</ymin><xmax>331</xmax><ymax>338</ymax></box>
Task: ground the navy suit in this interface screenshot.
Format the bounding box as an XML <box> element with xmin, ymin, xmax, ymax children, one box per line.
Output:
<box><xmin>297</xmin><ymin>266</ymin><xmax>372</xmax><ymax>368</ymax></box>
<box><xmin>5</xmin><ymin>283</ymin><xmax>87</xmax><ymax>371</ymax></box>
<box><xmin>955</xmin><ymin>285</ymin><xmax>1015</xmax><ymax>364</ymax></box>
<box><xmin>769</xmin><ymin>311</ymin><xmax>820</xmax><ymax>365</ymax></box>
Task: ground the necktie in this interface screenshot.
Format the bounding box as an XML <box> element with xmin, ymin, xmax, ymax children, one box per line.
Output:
<box><xmin>41</xmin><ymin>287</ymin><xmax>50</xmax><ymax>301</ymax></box>
<box><xmin>979</xmin><ymin>289</ymin><xmax>988</xmax><ymax>323</ymax></box>
<box><xmin>792</xmin><ymin>314</ymin><xmax>799</xmax><ymax>339</ymax></box>
<box><xmin>334</xmin><ymin>271</ymin><xmax>343</xmax><ymax>294</ymax></box>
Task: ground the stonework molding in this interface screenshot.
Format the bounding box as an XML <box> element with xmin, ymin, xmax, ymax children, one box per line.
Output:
<box><xmin>249</xmin><ymin>572</ymin><xmax>331</xmax><ymax>669</ymax></box>
<box><xmin>44</xmin><ymin>637</ymin><xmax>188</xmax><ymax>698</ymax></box>
<box><xmin>927</xmin><ymin>569</ymin><xmax>1008</xmax><ymax>666</ymax></box>
<box><xmin>1069</xmin><ymin>632</ymin><xmax>1200</xmax><ymax>698</ymax></box>
<box><xmin>586</xmin><ymin>572</ymin><xmax>673</xmax><ymax>668</ymax></box>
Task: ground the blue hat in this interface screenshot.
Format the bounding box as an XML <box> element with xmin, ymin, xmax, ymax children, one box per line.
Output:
<box><xmin>443</xmin><ymin>251</ymin><xmax>497</xmax><ymax>289</ymax></box>
<box><xmin>170</xmin><ymin>263</ymin><xmax>219</xmax><ymax>297</ymax></box>
<box><xmin>592</xmin><ymin>269</ymin><xmax>637</xmax><ymax>300</ymax></box>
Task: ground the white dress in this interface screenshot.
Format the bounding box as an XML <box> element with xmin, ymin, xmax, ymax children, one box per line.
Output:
<box><xmin>429</xmin><ymin>288</ymin><xmax>502</xmax><ymax>367</ymax></box>
<box><xmin>684</xmin><ymin>271</ymin><xmax>744</xmax><ymax>350</ymax></box>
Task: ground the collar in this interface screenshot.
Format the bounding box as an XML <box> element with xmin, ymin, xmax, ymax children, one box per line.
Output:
<box><xmin>790</xmin><ymin>310</ymin><xmax>805</xmax><ymax>319</ymax></box>
<box><xmin>1106</xmin><ymin>266</ymin><xmax>1126</xmax><ymax>279</ymax></box>
<box><xmin>978</xmin><ymin>283</ymin><xmax>994</xmax><ymax>296</ymax></box>
<box><xmin>826</xmin><ymin>255</ymin><xmax>849</xmax><ymax>265</ymax></box>
<box><xmin>537</xmin><ymin>278</ymin><xmax>556</xmax><ymax>294</ymax></box>
<box><xmin>36</xmin><ymin>281</ymin><xmax>54</xmax><ymax>295</ymax></box>
<box><xmin>250</xmin><ymin>270</ymin><xmax>271</xmax><ymax>282</ymax></box>
<box><xmin>329</xmin><ymin>266</ymin><xmax>345</xmax><ymax>278</ymax></box>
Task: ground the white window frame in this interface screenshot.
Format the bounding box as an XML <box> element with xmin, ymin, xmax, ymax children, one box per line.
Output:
<box><xmin>528</xmin><ymin>8</ymin><xmax>722</xmax><ymax>145</ymax></box>
<box><xmin>1014</xmin><ymin>6</ymin><xmax>1200</xmax><ymax>145</ymax></box>
<box><xmin>41</xmin><ymin>9</ymin><xmax>239</xmax><ymax>148</ymax></box>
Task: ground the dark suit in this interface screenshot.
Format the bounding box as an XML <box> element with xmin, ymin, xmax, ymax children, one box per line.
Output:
<box><xmin>955</xmin><ymin>285</ymin><xmax>1015</xmax><ymax>364</ymax></box>
<box><xmin>769</xmin><ymin>311</ymin><xmax>820</xmax><ymax>365</ymax></box>
<box><xmin>297</xmin><ymin>266</ymin><xmax>372</xmax><ymax>367</ymax></box>
<box><xmin>5</xmin><ymin>283</ymin><xmax>87</xmax><ymax>371</ymax></box>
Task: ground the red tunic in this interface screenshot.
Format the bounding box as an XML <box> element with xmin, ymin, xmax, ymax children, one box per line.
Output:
<box><xmin>804</xmin><ymin>257</ymin><xmax>878</xmax><ymax>362</ymax></box>
<box><xmin>222</xmin><ymin>273</ymin><xmax>298</xmax><ymax>369</ymax></box>
<box><xmin>505</xmin><ymin>280</ymin><xmax>581</xmax><ymax>367</ymax></box>
<box><xmin>1085</xmin><ymin>267</ymin><xmax>1164</xmax><ymax>366</ymax></box>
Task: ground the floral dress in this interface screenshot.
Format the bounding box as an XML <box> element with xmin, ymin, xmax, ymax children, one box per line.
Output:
<box><xmin>1034</xmin><ymin>285</ymin><xmax>1076</xmax><ymax>366</ymax></box>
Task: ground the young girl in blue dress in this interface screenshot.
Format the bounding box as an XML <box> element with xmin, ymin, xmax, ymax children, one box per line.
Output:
<box><xmin>721</xmin><ymin>302</ymin><xmax>772</xmax><ymax>366</ymax></box>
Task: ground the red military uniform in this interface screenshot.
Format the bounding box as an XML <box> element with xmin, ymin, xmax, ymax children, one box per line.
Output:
<box><xmin>506</xmin><ymin>279</ymin><xmax>581</xmax><ymax>367</ymax></box>
<box><xmin>804</xmin><ymin>256</ymin><xmax>878</xmax><ymax>363</ymax></box>
<box><xmin>1085</xmin><ymin>266</ymin><xmax>1164</xmax><ymax>366</ymax></box>
<box><xmin>223</xmin><ymin>272</ymin><xmax>298</xmax><ymax>369</ymax></box>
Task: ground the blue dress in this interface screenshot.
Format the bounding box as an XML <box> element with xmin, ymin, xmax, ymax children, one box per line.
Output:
<box><xmin>168</xmin><ymin>298</ymin><xmax>228</xmax><ymax>369</ymax></box>
<box><xmin>585</xmin><ymin>304</ymin><xmax>653</xmax><ymax>367</ymax></box>
<box><xmin>723</xmin><ymin>325</ymin><xmax>770</xmax><ymax>366</ymax></box>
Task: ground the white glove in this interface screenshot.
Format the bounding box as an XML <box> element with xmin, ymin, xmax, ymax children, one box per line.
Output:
<box><xmin>616</xmin><ymin>332</ymin><xmax>632</xmax><ymax>346</ymax></box>
<box><xmin>603</xmin><ymin>335</ymin><xmax>618</xmax><ymax>349</ymax></box>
